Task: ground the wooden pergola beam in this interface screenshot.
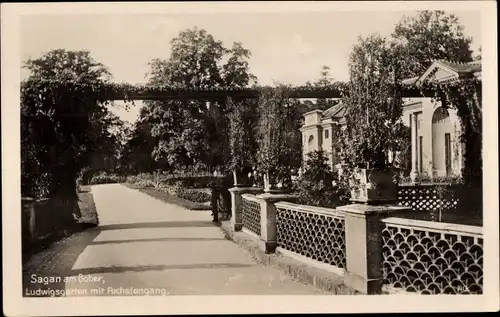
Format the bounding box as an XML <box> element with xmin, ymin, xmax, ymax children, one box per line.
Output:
<box><xmin>105</xmin><ymin>86</ymin><xmax>437</xmax><ymax>101</ymax></box>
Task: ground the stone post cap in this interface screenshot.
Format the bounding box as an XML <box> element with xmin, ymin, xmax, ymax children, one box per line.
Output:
<box><xmin>337</xmin><ymin>203</ymin><xmax>410</xmax><ymax>216</ymax></box>
<box><xmin>256</xmin><ymin>193</ymin><xmax>297</xmax><ymax>203</ymax></box>
<box><xmin>228</xmin><ymin>187</ymin><xmax>263</xmax><ymax>193</ymax></box>
<box><xmin>22</xmin><ymin>197</ymin><xmax>37</xmax><ymax>203</ymax></box>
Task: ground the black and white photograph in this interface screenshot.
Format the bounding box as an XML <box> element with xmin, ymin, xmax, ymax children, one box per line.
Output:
<box><xmin>2</xmin><ymin>1</ymin><xmax>498</xmax><ymax>315</ymax></box>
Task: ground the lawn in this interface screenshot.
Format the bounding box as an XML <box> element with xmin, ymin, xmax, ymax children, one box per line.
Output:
<box><xmin>76</xmin><ymin>185</ymin><xmax>100</xmax><ymax>225</ymax></box>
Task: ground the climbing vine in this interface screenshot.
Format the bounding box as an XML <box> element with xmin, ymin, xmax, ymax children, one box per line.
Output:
<box><xmin>419</xmin><ymin>75</ymin><xmax>482</xmax><ymax>187</ymax></box>
<box><xmin>22</xmin><ymin>78</ymin><xmax>132</xmax><ymax>198</ymax></box>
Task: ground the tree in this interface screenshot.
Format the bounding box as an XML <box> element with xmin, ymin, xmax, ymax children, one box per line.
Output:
<box><xmin>227</xmin><ymin>97</ymin><xmax>259</xmax><ymax>173</ymax></box>
<box><xmin>304</xmin><ymin>65</ymin><xmax>340</xmax><ymax>111</ymax></box>
<box><xmin>141</xmin><ymin>27</ymin><xmax>256</xmax><ymax>173</ymax></box>
<box><xmin>120</xmin><ymin>108</ymin><xmax>160</xmax><ymax>174</ymax></box>
<box><xmin>21</xmin><ymin>49</ymin><xmax>123</xmax><ymax>198</ymax></box>
<box><xmin>223</xmin><ymin>42</ymin><xmax>258</xmax><ymax>88</ymax></box>
<box><xmin>340</xmin><ymin>34</ymin><xmax>405</xmax><ymax>171</ymax></box>
<box><xmin>473</xmin><ymin>46</ymin><xmax>482</xmax><ymax>61</ymax></box>
<box><xmin>315</xmin><ymin>65</ymin><xmax>340</xmax><ymax>110</ymax></box>
<box><xmin>255</xmin><ymin>86</ymin><xmax>303</xmax><ymax>189</ymax></box>
<box><xmin>393</xmin><ymin>11</ymin><xmax>481</xmax><ymax>188</ymax></box>
<box><xmin>392</xmin><ymin>10</ymin><xmax>474</xmax><ymax>79</ymax></box>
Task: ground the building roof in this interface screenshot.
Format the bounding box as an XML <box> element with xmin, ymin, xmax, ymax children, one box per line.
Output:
<box><xmin>309</xmin><ymin>59</ymin><xmax>481</xmax><ymax>123</ymax></box>
<box><xmin>412</xmin><ymin>59</ymin><xmax>482</xmax><ymax>85</ymax></box>
<box><xmin>401</xmin><ymin>76</ymin><xmax>419</xmax><ymax>86</ymax></box>
<box><xmin>437</xmin><ymin>60</ymin><xmax>481</xmax><ymax>74</ymax></box>
<box><xmin>322</xmin><ymin>101</ymin><xmax>347</xmax><ymax>119</ymax></box>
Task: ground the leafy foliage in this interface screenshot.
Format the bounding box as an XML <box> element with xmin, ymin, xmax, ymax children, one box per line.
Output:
<box><xmin>391</xmin><ymin>10</ymin><xmax>480</xmax><ymax>187</ymax></box>
<box><xmin>177</xmin><ymin>190</ymin><xmax>211</xmax><ymax>203</ymax></box>
<box><xmin>119</xmin><ymin>109</ymin><xmax>160</xmax><ymax>174</ymax></box>
<box><xmin>391</xmin><ymin>10</ymin><xmax>480</xmax><ymax>213</ymax></box>
<box><xmin>135</xmin><ymin>27</ymin><xmax>257</xmax><ymax>173</ymax></box>
<box><xmin>304</xmin><ymin>65</ymin><xmax>341</xmax><ymax>111</ymax></box>
<box><xmin>340</xmin><ymin>34</ymin><xmax>405</xmax><ymax>172</ymax></box>
<box><xmin>393</xmin><ymin>124</ymin><xmax>412</xmax><ymax>177</ymax></box>
<box><xmin>392</xmin><ymin>10</ymin><xmax>474</xmax><ymax>78</ymax></box>
<box><xmin>419</xmin><ymin>76</ymin><xmax>482</xmax><ymax>187</ymax></box>
<box><xmin>255</xmin><ymin>86</ymin><xmax>303</xmax><ymax>187</ymax></box>
<box><xmin>21</xmin><ymin>49</ymin><xmax>126</xmax><ymax>198</ymax></box>
<box><xmin>294</xmin><ymin>151</ymin><xmax>349</xmax><ymax>208</ymax></box>
<box><xmin>88</xmin><ymin>172</ymin><xmax>126</xmax><ymax>185</ymax></box>
<box><xmin>227</xmin><ymin>97</ymin><xmax>259</xmax><ymax>172</ymax></box>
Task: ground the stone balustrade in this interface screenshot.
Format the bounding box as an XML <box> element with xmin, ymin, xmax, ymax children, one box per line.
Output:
<box><xmin>228</xmin><ymin>186</ymin><xmax>484</xmax><ymax>295</ymax></box>
<box><xmin>381</xmin><ymin>216</ymin><xmax>483</xmax><ymax>294</ymax></box>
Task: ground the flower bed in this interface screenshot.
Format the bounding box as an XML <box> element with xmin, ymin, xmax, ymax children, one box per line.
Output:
<box><xmin>177</xmin><ymin>189</ymin><xmax>211</xmax><ymax>203</ymax></box>
<box><xmin>88</xmin><ymin>171</ymin><xmax>125</xmax><ymax>185</ymax></box>
<box><xmin>124</xmin><ymin>172</ymin><xmax>227</xmax><ymax>210</ymax></box>
<box><xmin>123</xmin><ymin>183</ymin><xmax>211</xmax><ymax>211</ymax></box>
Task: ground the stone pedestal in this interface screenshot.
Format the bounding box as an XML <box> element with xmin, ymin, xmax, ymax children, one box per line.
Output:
<box><xmin>349</xmin><ymin>169</ymin><xmax>398</xmax><ymax>204</ymax></box>
<box><xmin>229</xmin><ymin>187</ymin><xmax>263</xmax><ymax>231</ymax></box>
<box><xmin>337</xmin><ymin>203</ymin><xmax>410</xmax><ymax>294</ymax></box>
<box><xmin>255</xmin><ymin>193</ymin><xmax>297</xmax><ymax>254</ymax></box>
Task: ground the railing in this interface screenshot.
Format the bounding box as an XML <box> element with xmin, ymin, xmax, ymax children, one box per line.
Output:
<box><xmin>397</xmin><ymin>184</ymin><xmax>460</xmax><ymax>213</ymax></box>
<box><xmin>241</xmin><ymin>194</ymin><xmax>262</xmax><ymax>236</ymax></box>
<box><xmin>275</xmin><ymin>202</ymin><xmax>346</xmax><ymax>269</ymax></box>
<box><xmin>381</xmin><ymin>217</ymin><xmax>483</xmax><ymax>294</ymax></box>
<box><xmin>228</xmin><ymin>186</ymin><xmax>484</xmax><ymax>294</ymax></box>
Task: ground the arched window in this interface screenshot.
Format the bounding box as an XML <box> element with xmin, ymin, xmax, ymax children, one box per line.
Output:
<box><xmin>432</xmin><ymin>107</ymin><xmax>450</xmax><ymax>124</ymax></box>
<box><xmin>308</xmin><ymin>135</ymin><xmax>314</xmax><ymax>145</ymax></box>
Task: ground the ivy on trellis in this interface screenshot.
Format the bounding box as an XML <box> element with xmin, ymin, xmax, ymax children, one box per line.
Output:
<box><xmin>419</xmin><ymin>74</ymin><xmax>482</xmax><ymax>187</ymax></box>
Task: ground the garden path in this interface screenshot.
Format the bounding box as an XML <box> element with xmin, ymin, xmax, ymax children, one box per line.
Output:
<box><xmin>26</xmin><ymin>183</ymin><xmax>327</xmax><ymax>296</ymax></box>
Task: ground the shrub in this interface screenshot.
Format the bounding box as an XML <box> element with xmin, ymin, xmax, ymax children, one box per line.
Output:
<box><xmin>166</xmin><ymin>176</ymin><xmax>217</xmax><ymax>188</ymax></box>
<box><xmin>156</xmin><ymin>180</ymin><xmax>184</xmax><ymax>196</ymax></box>
<box><xmin>126</xmin><ymin>171</ymin><xmax>222</xmax><ymax>189</ymax></box>
<box><xmin>177</xmin><ymin>190</ymin><xmax>211</xmax><ymax>203</ymax></box>
<box><xmin>76</xmin><ymin>166</ymin><xmax>94</xmax><ymax>186</ymax></box>
<box><xmin>154</xmin><ymin>181</ymin><xmax>210</xmax><ymax>203</ymax></box>
<box><xmin>89</xmin><ymin>172</ymin><xmax>125</xmax><ymax>185</ymax></box>
<box><xmin>127</xmin><ymin>173</ymin><xmax>156</xmax><ymax>187</ymax></box>
<box><xmin>294</xmin><ymin>151</ymin><xmax>350</xmax><ymax>208</ymax></box>
<box><xmin>399</xmin><ymin>171</ymin><xmax>464</xmax><ymax>185</ymax></box>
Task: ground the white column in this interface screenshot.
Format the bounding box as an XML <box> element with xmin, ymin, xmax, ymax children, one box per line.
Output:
<box><xmin>410</xmin><ymin>112</ymin><xmax>418</xmax><ymax>182</ymax></box>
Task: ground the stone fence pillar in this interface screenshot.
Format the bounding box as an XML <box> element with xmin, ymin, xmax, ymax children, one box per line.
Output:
<box><xmin>337</xmin><ymin>203</ymin><xmax>410</xmax><ymax>294</ymax></box>
<box><xmin>22</xmin><ymin>197</ymin><xmax>37</xmax><ymax>242</ymax></box>
<box><xmin>229</xmin><ymin>187</ymin><xmax>263</xmax><ymax>231</ymax></box>
<box><xmin>256</xmin><ymin>193</ymin><xmax>297</xmax><ymax>254</ymax></box>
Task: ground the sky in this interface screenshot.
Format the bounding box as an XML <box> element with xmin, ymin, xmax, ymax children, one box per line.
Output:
<box><xmin>20</xmin><ymin>10</ymin><xmax>481</xmax><ymax>124</ymax></box>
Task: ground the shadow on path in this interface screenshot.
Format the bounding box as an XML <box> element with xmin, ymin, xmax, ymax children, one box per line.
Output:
<box><xmin>23</xmin><ymin>184</ymin><xmax>247</xmax><ymax>297</ymax></box>
<box><xmin>91</xmin><ymin>237</ymin><xmax>226</xmax><ymax>245</ymax></box>
<box><xmin>96</xmin><ymin>220</ymin><xmax>216</xmax><ymax>231</ymax></box>
<box><xmin>69</xmin><ymin>263</ymin><xmax>256</xmax><ymax>276</ymax></box>
<box><xmin>23</xmin><ymin>227</ymin><xmax>101</xmax><ymax>297</ymax></box>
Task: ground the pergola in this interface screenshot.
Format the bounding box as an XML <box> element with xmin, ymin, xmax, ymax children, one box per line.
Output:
<box><xmin>104</xmin><ymin>84</ymin><xmax>435</xmax><ymax>101</ymax></box>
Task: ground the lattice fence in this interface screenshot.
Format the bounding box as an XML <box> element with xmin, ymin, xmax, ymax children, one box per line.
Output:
<box><xmin>381</xmin><ymin>218</ymin><xmax>483</xmax><ymax>294</ymax></box>
<box><xmin>397</xmin><ymin>185</ymin><xmax>460</xmax><ymax>213</ymax></box>
<box><xmin>242</xmin><ymin>195</ymin><xmax>261</xmax><ymax>236</ymax></box>
<box><xmin>276</xmin><ymin>203</ymin><xmax>346</xmax><ymax>269</ymax></box>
